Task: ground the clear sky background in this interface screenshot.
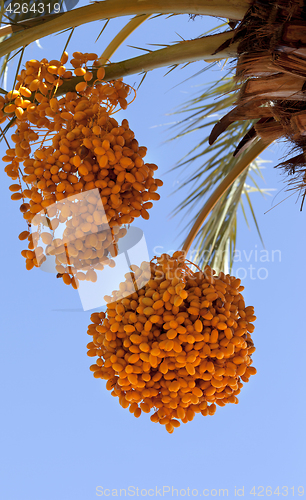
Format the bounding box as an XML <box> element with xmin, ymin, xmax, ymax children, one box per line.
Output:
<box><xmin>0</xmin><ymin>4</ymin><xmax>305</xmax><ymax>500</ymax></box>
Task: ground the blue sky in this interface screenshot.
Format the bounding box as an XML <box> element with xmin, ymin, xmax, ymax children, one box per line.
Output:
<box><xmin>0</xmin><ymin>5</ymin><xmax>305</xmax><ymax>500</ymax></box>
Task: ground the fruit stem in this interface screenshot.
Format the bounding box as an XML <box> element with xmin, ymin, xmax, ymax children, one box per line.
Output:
<box><xmin>182</xmin><ymin>138</ymin><xmax>272</xmax><ymax>255</ymax></box>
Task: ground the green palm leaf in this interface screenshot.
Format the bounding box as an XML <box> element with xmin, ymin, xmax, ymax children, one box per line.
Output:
<box><xmin>170</xmin><ymin>76</ymin><xmax>273</xmax><ymax>272</ymax></box>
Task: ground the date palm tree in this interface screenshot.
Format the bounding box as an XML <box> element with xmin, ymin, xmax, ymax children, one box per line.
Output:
<box><xmin>1</xmin><ymin>0</ymin><xmax>304</xmax><ymax>272</ymax></box>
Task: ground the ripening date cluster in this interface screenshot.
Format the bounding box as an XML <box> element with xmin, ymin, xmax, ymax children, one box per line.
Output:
<box><xmin>87</xmin><ymin>252</ymin><xmax>257</xmax><ymax>433</ymax></box>
<box><xmin>2</xmin><ymin>51</ymin><xmax>162</xmax><ymax>287</ymax></box>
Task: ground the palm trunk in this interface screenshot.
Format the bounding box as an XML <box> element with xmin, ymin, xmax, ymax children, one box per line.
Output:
<box><xmin>208</xmin><ymin>0</ymin><xmax>306</xmax><ymax>203</ymax></box>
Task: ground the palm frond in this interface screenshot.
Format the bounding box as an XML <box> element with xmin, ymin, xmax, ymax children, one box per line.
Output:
<box><xmin>136</xmin><ymin>71</ymin><xmax>147</xmax><ymax>89</ymax></box>
<box><xmin>127</xmin><ymin>45</ymin><xmax>153</xmax><ymax>53</ymax></box>
<box><xmin>0</xmin><ymin>0</ymin><xmax>240</xmax><ymax>97</ymax></box>
<box><xmin>0</xmin><ymin>0</ymin><xmax>249</xmax><ymax>59</ymax></box>
<box><xmin>61</xmin><ymin>26</ymin><xmax>75</xmax><ymax>57</ymax></box>
<box><xmin>57</xmin><ymin>32</ymin><xmax>237</xmax><ymax>96</ymax></box>
<box><xmin>170</xmin><ymin>76</ymin><xmax>273</xmax><ymax>273</ymax></box>
<box><xmin>99</xmin><ymin>14</ymin><xmax>151</xmax><ymax>63</ymax></box>
<box><xmin>95</xmin><ymin>19</ymin><xmax>110</xmax><ymax>42</ymax></box>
